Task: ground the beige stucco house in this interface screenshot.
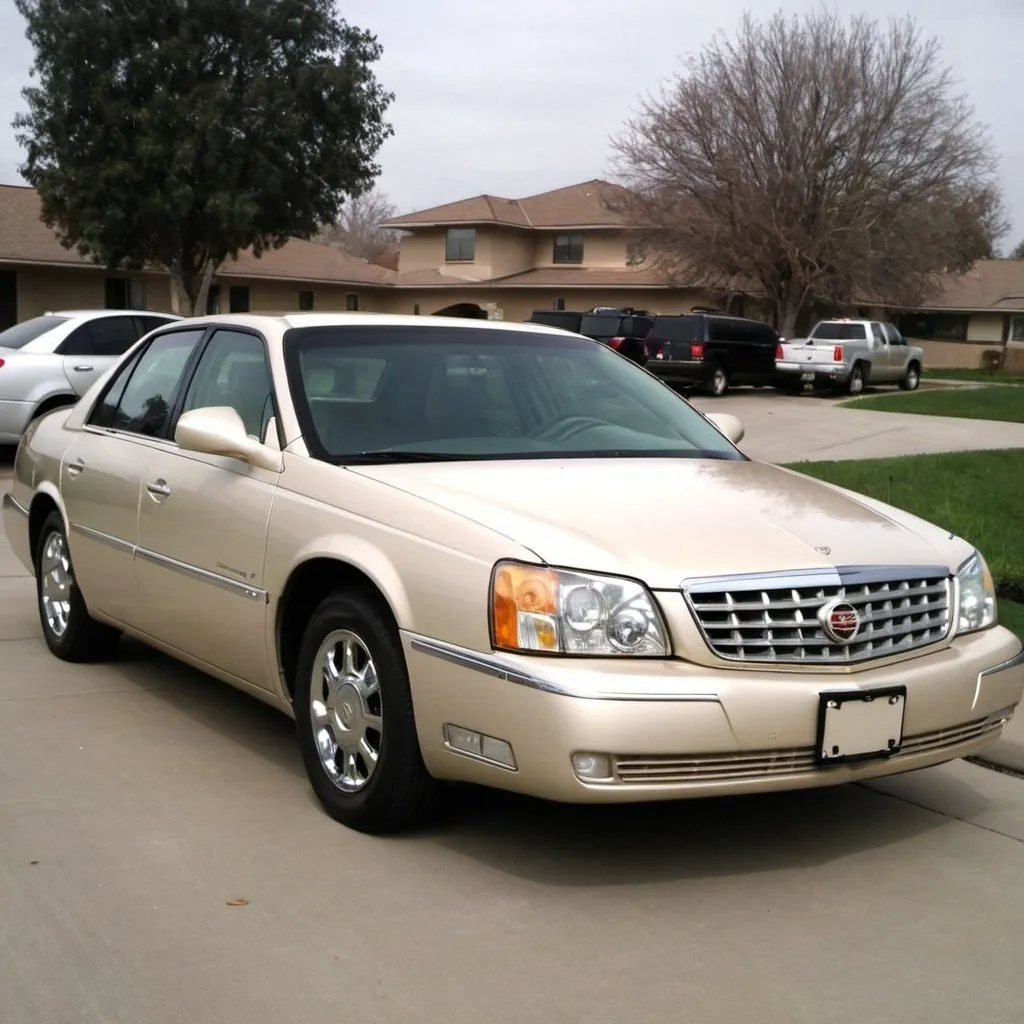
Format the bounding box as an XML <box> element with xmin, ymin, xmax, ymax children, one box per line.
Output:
<box><xmin>2</xmin><ymin>177</ymin><xmax>1022</xmax><ymax>369</ymax></box>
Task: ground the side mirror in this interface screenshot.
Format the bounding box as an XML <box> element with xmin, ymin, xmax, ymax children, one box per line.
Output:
<box><xmin>175</xmin><ymin>406</ymin><xmax>284</xmax><ymax>472</ymax></box>
<box><xmin>705</xmin><ymin>412</ymin><xmax>745</xmax><ymax>445</ymax></box>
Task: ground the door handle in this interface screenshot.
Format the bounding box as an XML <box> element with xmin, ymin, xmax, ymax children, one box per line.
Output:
<box><xmin>66</xmin><ymin>458</ymin><xmax>85</xmax><ymax>478</ymax></box>
<box><xmin>72</xmin><ymin>364</ymin><xmax>94</xmax><ymax>373</ymax></box>
<box><xmin>145</xmin><ymin>479</ymin><xmax>171</xmax><ymax>498</ymax></box>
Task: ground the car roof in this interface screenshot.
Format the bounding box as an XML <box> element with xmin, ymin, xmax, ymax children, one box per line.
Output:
<box><xmin>164</xmin><ymin>312</ymin><xmax>576</xmax><ymax>337</ymax></box>
<box><xmin>45</xmin><ymin>309</ymin><xmax>182</xmax><ymax>321</ymax></box>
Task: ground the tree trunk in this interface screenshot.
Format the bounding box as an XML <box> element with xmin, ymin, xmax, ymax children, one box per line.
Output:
<box><xmin>778</xmin><ymin>291</ymin><xmax>801</xmax><ymax>340</ymax></box>
<box><xmin>168</xmin><ymin>263</ymin><xmax>183</xmax><ymax>315</ymax></box>
<box><xmin>192</xmin><ymin>260</ymin><xmax>215</xmax><ymax>317</ymax></box>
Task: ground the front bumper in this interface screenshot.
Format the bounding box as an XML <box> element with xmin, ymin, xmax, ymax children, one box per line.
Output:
<box><xmin>403</xmin><ymin>625</ymin><xmax>1024</xmax><ymax>803</ymax></box>
<box><xmin>776</xmin><ymin>360</ymin><xmax>850</xmax><ymax>386</ymax></box>
<box><xmin>0</xmin><ymin>399</ymin><xmax>35</xmax><ymax>445</ymax></box>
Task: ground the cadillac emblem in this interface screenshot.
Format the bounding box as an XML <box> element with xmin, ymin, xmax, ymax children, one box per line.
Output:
<box><xmin>819</xmin><ymin>599</ymin><xmax>860</xmax><ymax>643</ymax></box>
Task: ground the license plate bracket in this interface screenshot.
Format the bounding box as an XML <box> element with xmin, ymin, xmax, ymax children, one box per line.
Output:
<box><xmin>801</xmin><ymin>371</ymin><xmax>816</xmax><ymax>382</ymax></box>
<box><xmin>816</xmin><ymin>686</ymin><xmax>906</xmax><ymax>765</ymax></box>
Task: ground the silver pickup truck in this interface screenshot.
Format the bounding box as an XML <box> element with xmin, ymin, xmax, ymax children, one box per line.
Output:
<box><xmin>775</xmin><ymin>319</ymin><xmax>924</xmax><ymax>395</ymax></box>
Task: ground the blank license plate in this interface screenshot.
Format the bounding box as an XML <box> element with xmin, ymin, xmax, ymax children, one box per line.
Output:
<box><xmin>801</xmin><ymin>372</ymin><xmax>816</xmax><ymax>381</ymax></box>
<box><xmin>816</xmin><ymin>687</ymin><xmax>906</xmax><ymax>764</ymax></box>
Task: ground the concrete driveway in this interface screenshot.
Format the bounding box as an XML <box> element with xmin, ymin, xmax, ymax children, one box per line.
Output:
<box><xmin>3</xmin><ymin>450</ymin><xmax>1024</xmax><ymax>1022</ymax></box>
<box><xmin>690</xmin><ymin>387</ymin><xmax>1024</xmax><ymax>463</ymax></box>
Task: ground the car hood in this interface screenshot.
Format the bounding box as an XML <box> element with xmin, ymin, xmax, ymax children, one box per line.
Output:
<box><xmin>351</xmin><ymin>458</ymin><xmax>964</xmax><ymax>589</ymax></box>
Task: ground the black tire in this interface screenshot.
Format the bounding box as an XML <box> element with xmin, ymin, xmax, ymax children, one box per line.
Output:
<box><xmin>706</xmin><ymin>362</ymin><xmax>729</xmax><ymax>397</ymax></box>
<box><xmin>776</xmin><ymin>377</ymin><xmax>802</xmax><ymax>395</ymax></box>
<box><xmin>35</xmin><ymin>511</ymin><xmax>120</xmax><ymax>662</ymax></box>
<box><xmin>294</xmin><ymin>590</ymin><xmax>443</xmax><ymax>834</ymax></box>
<box><xmin>846</xmin><ymin>363</ymin><xmax>865</xmax><ymax>395</ymax></box>
<box><xmin>900</xmin><ymin>362</ymin><xmax>921</xmax><ymax>391</ymax></box>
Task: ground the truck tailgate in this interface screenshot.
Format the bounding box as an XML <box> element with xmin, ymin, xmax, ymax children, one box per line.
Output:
<box><xmin>779</xmin><ymin>341</ymin><xmax>840</xmax><ymax>365</ymax></box>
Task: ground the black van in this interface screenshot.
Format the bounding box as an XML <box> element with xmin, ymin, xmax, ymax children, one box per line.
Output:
<box><xmin>643</xmin><ymin>313</ymin><xmax>780</xmax><ymax>396</ymax></box>
<box><xmin>526</xmin><ymin>309</ymin><xmax>654</xmax><ymax>366</ymax></box>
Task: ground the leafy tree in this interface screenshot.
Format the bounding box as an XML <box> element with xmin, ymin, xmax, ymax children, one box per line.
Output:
<box><xmin>611</xmin><ymin>12</ymin><xmax>1007</xmax><ymax>335</ymax></box>
<box><xmin>1009</xmin><ymin>239</ymin><xmax>1024</xmax><ymax>260</ymax></box>
<box><xmin>14</xmin><ymin>0</ymin><xmax>393</xmax><ymax>313</ymax></box>
<box><xmin>316</xmin><ymin>189</ymin><xmax>400</xmax><ymax>263</ymax></box>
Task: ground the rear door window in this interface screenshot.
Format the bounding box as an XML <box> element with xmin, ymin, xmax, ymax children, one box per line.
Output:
<box><xmin>88</xmin><ymin>316</ymin><xmax>143</xmax><ymax>356</ymax></box>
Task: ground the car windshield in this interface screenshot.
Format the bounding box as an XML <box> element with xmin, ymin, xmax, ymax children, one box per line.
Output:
<box><xmin>284</xmin><ymin>326</ymin><xmax>744</xmax><ymax>464</ymax></box>
<box><xmin>810</xmin><ymin>322</ymin><xmax>868</xmax><ymax>340</ymax></box>
<box><xmin>0</xmin><ymin>315</ymin><xmax>70</xmax><ymax>349</ymax></box>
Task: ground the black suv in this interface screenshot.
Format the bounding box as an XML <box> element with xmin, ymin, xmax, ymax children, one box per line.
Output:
<box><xmin>526</xmin><ymin>308</ymin><xmax>654</xmax><ymax>366</ymax></box>
<box><xmin>643</xmin><ymin>313</ymin><xmax>780</xmax><ymax>396</ymax></box>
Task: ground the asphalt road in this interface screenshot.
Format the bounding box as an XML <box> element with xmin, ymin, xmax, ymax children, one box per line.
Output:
<box><xmin>3</xmin><ymin>396</ymin><xmax>1024</xmax><ymax>1024</ymax></box>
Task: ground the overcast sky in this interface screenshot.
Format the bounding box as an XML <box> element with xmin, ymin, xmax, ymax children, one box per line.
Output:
<box><xmin>1</xmin><ymin>0</ymin><xmax>1021</xmax><ymax>246</ymax></box>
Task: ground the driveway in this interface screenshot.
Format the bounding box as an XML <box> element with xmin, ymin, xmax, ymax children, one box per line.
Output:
<box><xmin>3</xmin><ymin>468</ymin><xmax>1024</xmax><ymax>1022</ymax></box>
<box><xmin>690</xmin><ymin>388</ymin><xmax>1024</xmax><ymax>463</ymax></box>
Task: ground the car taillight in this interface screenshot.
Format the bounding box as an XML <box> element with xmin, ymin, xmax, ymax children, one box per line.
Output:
<box><xmin>0</xmin><ymin>358</ymin><xmax>5</xmax><ymax>369</ymax></box>
<box><xmin>775</xmin><ymin>343</ymin><xmax>784</xmax><ymax>360</ymax></box>
<box><xmin>833</xmin><ymin>345</ymin><xmax>843</xmax><ymax>361</ymax></box>
<box><xmin>690</xmin><ymin>343</ymin><xmax>704</xmax><ymax>359</ymax></box>
<box><xmin>608</xmin><ymin>336</ymin><xmax>625</xmax><ymax>350</ymax></box>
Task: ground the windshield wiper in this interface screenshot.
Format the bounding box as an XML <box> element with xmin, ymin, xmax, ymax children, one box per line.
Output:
<box><xmin>344</xmin><ymin>450</ymin><xmax>468</xmax><ymax>464</ymax></box>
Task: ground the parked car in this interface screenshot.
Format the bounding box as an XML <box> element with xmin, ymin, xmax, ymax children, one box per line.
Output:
<box><xmin>4</xmin><ymin>313</ymin><xmax>1022</xmax><ymax>835</ymax></box>
<box><xmin>775</xmin><ymin>319</ymin><xmax>924</xmax><ymax>395</ymax></box>
<box><xmin>526</xmin><ymin>308</ymin><xmax>654</xmax><ymax>366</ymax></box>
<box><xmin>643</xmin><ymin>312</ymin><xmax>780</xmax><ymax>395</ymax></box>
<box><xmin>0</xmin><ymin>309</ymin><xmax>180</xmax><ymax>443</ymax></box>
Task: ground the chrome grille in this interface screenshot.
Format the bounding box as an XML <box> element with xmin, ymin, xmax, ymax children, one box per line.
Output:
<box><xmin>684</xmin><ymin>567</ymin><xmax>953</xmax><ymax>665</ymax></box>
<box><xmin>614</xmin><ymin>712</ymin><xmax>1008</xmax><ymax>785</ymax></box>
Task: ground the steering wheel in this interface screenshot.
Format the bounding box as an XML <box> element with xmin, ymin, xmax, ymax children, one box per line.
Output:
<box><xmin>528</xmin><ymin>415</ymin><xmax>609</xmax><ymax>443</ymax></box>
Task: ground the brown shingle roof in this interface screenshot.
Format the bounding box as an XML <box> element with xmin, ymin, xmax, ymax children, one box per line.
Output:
<box><xmin>382</xmin><ymin>180</ymin><xmax>632</xmax><ymax>230</ymax></box>
<box><xmin>910</xmin><ymin>260</ymin><xmax>1024</xmax><ymax>311</ymax></box>
<box><xmin>0</xmin><ymin>184</ymin><xmax>92</xmax><ymax>266</ymax></box>
<box><xmin>0</xmin><ymin>184</ymin><xmax>394</xmax><ymax>286</ymax></box>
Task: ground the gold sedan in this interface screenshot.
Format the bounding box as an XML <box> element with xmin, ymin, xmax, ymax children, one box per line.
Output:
<box><xmin>3</xmin><ymin>313</ymin><xmax>1022</xmax><ymax>833</ymax></box>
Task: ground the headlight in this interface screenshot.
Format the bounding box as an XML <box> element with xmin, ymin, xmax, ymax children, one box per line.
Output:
<box><xmin>490</xmin><ymin>561</ymin><xmax>670</xmax><ymax>656</ymax></box>
<box><xmin>957</xmin><ymin>552</ymin><xmax>997</xmax><ymax>634</ymax></box>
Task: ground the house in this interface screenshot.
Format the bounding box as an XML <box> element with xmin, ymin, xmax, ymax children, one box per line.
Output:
<box><xmin>0</xmin><ymin>184</ymin><xmax>395</xmax><ymax>328</ymax></box>
<box><xmin>378</xmin><ymin>179</ymin><xmax>728</xmax><ymax>322</ymax></box>
<box><xmin>2</xmin><ymin>177</ymin><xmax>1022</xmax><ymax>370</ymax></box>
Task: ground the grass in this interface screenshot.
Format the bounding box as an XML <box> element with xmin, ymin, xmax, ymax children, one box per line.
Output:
<box><xmin>925</xmin><ymin>368</ymin><xmax>1024</xmax><ymax>385</ymax></box>
<box><xmin>1000</xmin><ymin>601</ymin><xmax>1024</xmax><ymax>642</ymax></box>
<box><xmin>840</xmin><ymin>386</ymin><xmax>1024</xmax><ymax>422</ymax></box>
<box><xmin>787</xmin><ymin>449</ymin><xmax>1024</xmax><ymax>603</ymax></box>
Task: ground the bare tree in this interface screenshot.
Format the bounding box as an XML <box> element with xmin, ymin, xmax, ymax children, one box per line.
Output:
<box><xmin>610</xmin><ymin>12</ymin><xmax>1007</xmax><ymax>335</ymax></box>
<box><xmin>318</xmin><ymin>189</ymin><xmax>399</xmax><ymax>263</ymax></box>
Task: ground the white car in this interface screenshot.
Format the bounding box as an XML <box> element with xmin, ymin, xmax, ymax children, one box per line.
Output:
<box><xmin>0</xmin><ymin>309</ymin><xmax>179</xmax><ymax>443</ymax></box>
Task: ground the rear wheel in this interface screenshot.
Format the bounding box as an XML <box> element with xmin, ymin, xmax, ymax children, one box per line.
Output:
<box><xmin>776</xmin><ymin>377</ymin><xmax>802</xmax><ymax>395</ymax></box>
<box><xmin>900</xmin><ymin>362</ymin><xmax>921</xmax><ymax>391</ymax></box>
<box><xmin>846</xmin><ymin>364</ymin><xmax>865</xmax><ymax>395</ymax></box>
<box><xmin>35</xmin><ymin>511</ymin><xmax>120</xmax><ymax>662</ymax></box>
<box><xmin>707</xmin><ymin>363</ymin><xmax>729</xmax><ymax>397</ymax></box>
<box><xmin>294</xmin><ymin>590</ymin><xmax>443</xmax><ymax>834</ymax></box>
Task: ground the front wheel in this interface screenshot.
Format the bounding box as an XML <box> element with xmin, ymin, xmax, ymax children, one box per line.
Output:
<box><xmin>294</xmin><ymin>590</ymin><xmax>443</xmax><ymax>834</ymax></box>
<box><xmin>34</xmin><ymin>511</ymin><xmax>120</xmax><ymax>662</ymax></box>
<box><xmin>900</xmin><ymin>363</ymin><xmax>921</xmax><ymax>390</ymax></box>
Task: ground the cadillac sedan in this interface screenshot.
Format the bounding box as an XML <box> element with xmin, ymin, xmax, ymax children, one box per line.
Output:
<box><xmin>3</xmin><ymin>313</ymin><xmax>1022</xmax><ymax>833</ymax></box>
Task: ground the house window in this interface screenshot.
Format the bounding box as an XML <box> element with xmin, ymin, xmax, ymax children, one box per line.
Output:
<box><xmin>893</xmin><ymin>312</ymin><xmax>969</xmax><ymax>342</ymax></box>
<box><xmin>413</xmin><ymin>304</ymin><xmax>420</xmax><ymax>315</ymax></box>
<box><xmin>229</xmin><ymin>286</ymin><xmax>250</xmax><ymax>313</ymax></box>
<box><xmin>553</xmin><ymin>232</ymin><xmax>584</xmax><ymax>264</ymax></box>
<box><xmin>554</xmin><ymin>297</ymin><xmax>566</xmax><ymax>311</ymax></box>
<box><xmin>206</xmin><ymin>285</ymin><xmax>221</xmax><ymax>315</ymax></box>
<box><xmin>299</xmin><ymin>290</ymin><xmax>314</xmax><ymax>311</ymax></box>
<box><xmin>105</xmin><ymin>277</ymin><xmax>147</xmax><ymax>310</ymax></box>
<box><xmin>346</xmin><ymin>293</ymin><xmax>359</xmax><ymax>311</ymax></box>
<box><xmin>445</xmin><ymin>228</ymin><xmax>476</xmax><ymax>263</ymax></box>
<box><xmin>1010</xmin><ymin>315</ymin><xmax>1024</xmax><ymax>343</ymax></box>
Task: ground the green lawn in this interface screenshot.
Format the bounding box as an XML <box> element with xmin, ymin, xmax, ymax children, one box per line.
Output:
<box><xmin>1000</xmin><ymin>600</ymin><xmax>1024</xmax><ymax>642</ymax></box>
<box><xmin>787</xmin><ymin>449</ymin><xmax>1023</xmax><ymax>602</ymax></box>
<box><xmin>925</xmin><ymin>368</ymin><xmax>1024</xmax><ymax>385</ymax></box>
<box><xmin>841</xmin><ymin>386</ymin><xmax>1024</xmax><ymax>422</ymax></box>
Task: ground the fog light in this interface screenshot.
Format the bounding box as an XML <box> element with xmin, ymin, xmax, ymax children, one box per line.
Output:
<box><xmin>444</xmin><ymin>724</ymin><xmax>517</xmax><ymax>770</ymax></box>
<box><xmin>571</xmin><ymin>752</ymin><xmax>614</xmax><ymax>781</ymax></box>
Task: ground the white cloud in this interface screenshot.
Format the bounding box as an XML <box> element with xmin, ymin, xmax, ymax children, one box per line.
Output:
<box><xmin>1</xmin><ymin>0</ymin><xmax>1021</xmax><ymax>242</ymax></box>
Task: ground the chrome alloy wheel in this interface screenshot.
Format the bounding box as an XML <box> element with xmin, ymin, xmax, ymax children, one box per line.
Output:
<box><xmin>40</xmin><ymin>531</ymin><xmax>73</xmax><ymax>638</ymax></box>
<box><xmin>309</xmin><ymin>630</ymin><xmax>383</xmax><ymax>793</ymax></box>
